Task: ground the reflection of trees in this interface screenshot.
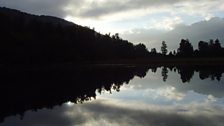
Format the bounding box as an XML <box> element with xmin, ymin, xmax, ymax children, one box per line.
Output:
<box><xmin>198</xmin><ymin>66</ymin><xmax>223</xmax><ymax>81</ymax></box>
<box><xmin>175</xmin><ymin>65</ymin><xmax>224</xmax><ymax>83</ymax></box>
<box><xmin>0</xmin><ymin>65</ymin><xmax>150</xmax><ymax>121</ymax></box>
<box><xmin>161</xmin><ymin>67</ymin><xmax>168</xmax><ymax>82</ymax></box>
<box><xmin>151</xmin><ymin>67</ymin><xmax>157</xmax><ymax>73</ymax></box>
<box><xmin>177</xmin><ymin>66</ymin><xmax>195</xmax><ymax>83</ymax></box>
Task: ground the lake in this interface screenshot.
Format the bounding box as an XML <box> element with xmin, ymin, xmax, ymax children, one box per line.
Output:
<box><xmin>0</xmin><ymin>65</ymin><xmax>224</xmax><ymax>126</ymax></box>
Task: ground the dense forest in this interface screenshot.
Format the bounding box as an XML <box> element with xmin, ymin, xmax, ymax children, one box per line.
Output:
<box><xmin>0</xmin><ymin>7</ymin><xmax>224</xmax><ymax>65</ymax></box>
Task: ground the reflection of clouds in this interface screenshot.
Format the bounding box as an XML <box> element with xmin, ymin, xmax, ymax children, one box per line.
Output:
<box><xmin>157</xmin><ymin>87</ymin><xmax>185</xmax><ymax>101</ymax></box>
<box><xmin>206</xmin><ymin>95</ymin><xmax>217</xmax><ymax>103</ymax></box>
<box><xmin>2</xmin><ymin>97</ymin><xmax>224</xmax><ymax>126</ymax></box>
<box><xmin>0</xmin><ymin>105</ymin><xmax>82</xmax><ymax>126</ymax></box>
<box><xmin>129</xmin><ymin>68</ymin><xmax>224</xmax><ymax>98</ymax></box>
<box><xmin>140</xmin><ymin>87</ymin><xmax>185</xmax><ymax>101</ymax></box>
<box><xmin>81</xmin><ymin>98</ymin><xmax>224</xmax><ymax>126</ymax></box>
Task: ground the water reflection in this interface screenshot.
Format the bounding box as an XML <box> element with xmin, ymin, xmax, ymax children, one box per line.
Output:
<box><xmin>1</xmin><ymin>65</ymin><xmax>224</xmax><ymax>126</ymax></box>
<box><xmin>0</xmin><ymin>65</ymin><xmax>149</xmax><ymax>121</ymax></box>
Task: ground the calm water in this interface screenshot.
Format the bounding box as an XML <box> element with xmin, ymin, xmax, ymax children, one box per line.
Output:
<box><xmin>0</xmin><ymin>65</ymin><xmax>224</xmax><ymax>126</ymax></box>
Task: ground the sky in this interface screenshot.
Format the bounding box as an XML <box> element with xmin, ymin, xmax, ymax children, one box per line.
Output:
<box><xmin>1</xmin><ymin>0</ymin><xmax>224</xmax><ymax>51</ymax></box>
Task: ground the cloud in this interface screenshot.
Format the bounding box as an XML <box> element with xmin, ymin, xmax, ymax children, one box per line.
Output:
<box><xmin>68</xmin><ymin>0</ymin><xmax>179</xmax><ymax>18</ymax></box>
<box><xmin>121</xmin><ymin>17</ymin><xmax>224</xmax><ymax>50</ymax></box>
<box><xmin>1</xmin><ymin>0</ymin><xmax>223</xmax><ymax>19</ymax></box>
<box><xmin>65</xmin><ymin>0</ymin><xmax>222</xmax><ymax>19</ymax></box>
<box><xmin>64</xmin><ymin>0</ymin><xmax>224</xmax><ymax>35</ymax></box>
<box><xmin>149</xmin><ymin>16</ymin><xmax>183</xmax><ymax>30</ymax></box>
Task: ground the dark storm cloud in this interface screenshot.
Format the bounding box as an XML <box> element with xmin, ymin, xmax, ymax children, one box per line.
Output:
<box><xmin>0</xmin><ymin>0</ymin><xmax>77</xmax><ymax>17</ymax></box>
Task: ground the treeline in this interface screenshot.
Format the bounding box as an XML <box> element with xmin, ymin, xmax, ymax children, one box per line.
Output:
<box><xmin>0</xmin><ymin>7</ymin><xmax>149</xmax><ymax>64</ymax></box>
<box><xmin>159</xmin><ymin>39</ymin><xmax>224</xmax><ymax>57</ymax></box>
<box><xmin>150</xmin><ymin>38</ymin><xmax>224</xmax><ymax>58</ymax></box>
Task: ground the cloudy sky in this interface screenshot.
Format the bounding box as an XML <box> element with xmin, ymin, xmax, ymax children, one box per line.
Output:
<box><xmin>1</xmin><ymin>0</ymin><xmax>224</xmax><ymax>50</ymax></box>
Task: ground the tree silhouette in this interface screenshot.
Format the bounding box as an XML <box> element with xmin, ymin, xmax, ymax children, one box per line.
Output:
<box><xmin>177</xmin><ymin>39</ymin><xmax>194</xmax><ymax>57</ymax></box>
<box><xmin>198</xmin><ymin>41</ymin><xmax>209</xmax><ymax>56</ymax></box>
<box><xmin>173</xmin><ymin>50</ymin><xmax>176</xmax><ymax>55</ymax></box>
<box><xmin>214</xmin><ymin>39</ymin><xmax>221</xmax><ymax>49</ymax></box>
<box><xmin>161</xmin><ymin>41</ymin><xmax>168</xmax><ymax>55</ymax></box>
<box><xmin>161</xmin><ymin>67</ymin><xmax>168</xmax><ymax>82</ymax></box>
<box><xmin>151</xmin><ymin>48</ymin><xmax>157</xmax><ymax>54</ymax></box>
<box><xmin>198</xmin><ymin>39</ymin><xmax>223</xmax><ymax>57</ymax></box>
<box><xmin>177</xmin><ymin>66</ymin><xmax>194</xmax><ymax>83</ymax></box>
<box><xmin>168</xmin><ymin>51</ymin><xmax>174</xmax><ymax>57</ymax></box>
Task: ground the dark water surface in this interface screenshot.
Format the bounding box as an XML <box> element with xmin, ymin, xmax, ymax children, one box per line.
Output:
<box><xmin>0</xmin><ymin>65</ymin><xmax>224</xmax><ymax>126</ymax></box>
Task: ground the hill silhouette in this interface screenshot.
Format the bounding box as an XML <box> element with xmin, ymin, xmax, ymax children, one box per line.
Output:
<box><xmin>0</xmin><ymin>7</ymin><xmax>150</xmax><ymax>64</ymax></box>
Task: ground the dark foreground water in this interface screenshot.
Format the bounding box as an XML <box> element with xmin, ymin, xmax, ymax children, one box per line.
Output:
<box><xmin>0</xmin><ymin>65</ymin><xmax>224</xmax><ymax>126</ymax></box>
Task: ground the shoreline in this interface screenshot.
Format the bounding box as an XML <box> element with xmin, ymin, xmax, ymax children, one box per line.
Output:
<box><xmin>90</xmin><ymin>57</ymin><xmax>224</xmax><ymax>66</ymax></box>
<box><xmin>1</xmin><ymin>57</ymin><xmax>224</xmax><ymax>68</ymax></box>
